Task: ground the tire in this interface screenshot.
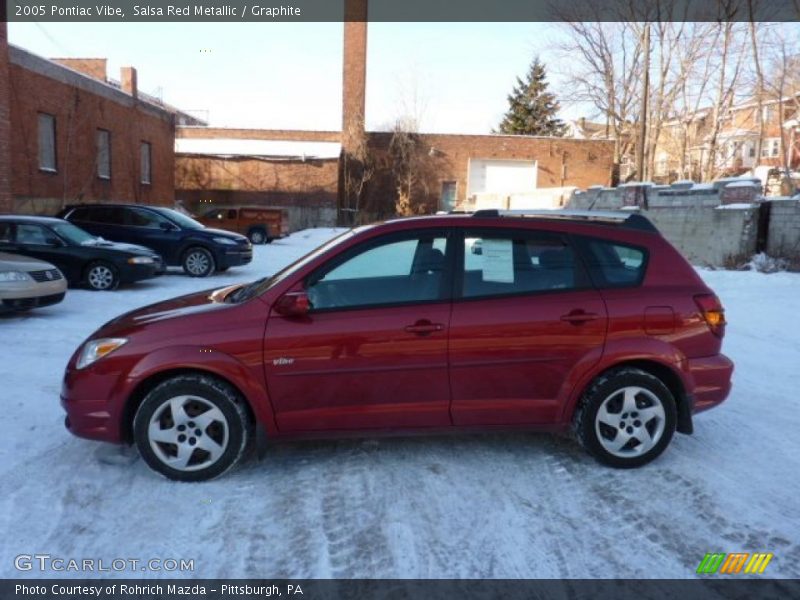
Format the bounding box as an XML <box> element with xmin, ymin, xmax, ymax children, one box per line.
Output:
<box><xmin>248</xmin><ymin>228</ymin><xmax>267</xmax><ymax>245</ymax></box>
<box><xmin>182</xmin><ymin>247</ymin><xmax>215</xmax><ymax>277</ymax></box>
<box><xmin>574</xmin><ymin>367</ymin><xmax>677</xmax><ymax>468</ymax></box>
<box><xmin>84</xmin><ymin>261</ymin><xmax>120</xmax><ymax>291</ymax></box>
<box><xmin>133</xmin><ymin>374</ymin><xmax>251</xmax><ymax>482</ymax></box>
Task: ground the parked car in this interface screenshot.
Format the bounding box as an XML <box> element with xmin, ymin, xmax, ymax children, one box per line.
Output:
<box><xmin>0</xmin><ymin>252</ymin><xmax>67</xmax><ymax>312</ymax></box>
<box><xmin>0</xmin><ymin>216</ymin><xmax>164</xmax><ymax>291</ymax></box>
<box><xmin>61</xmin><ymin>209</ymin><xmax>733</xmax><ymax>481</ymax></box>
<box><xmin>57</xmin><ymin>204</ymin><xmax>252</xmax><ymax>277</ymax></box>
<box><xmin>196</xmin><ymin>205</ymin><xmax>290</xmax><ymax>245</ymax></box>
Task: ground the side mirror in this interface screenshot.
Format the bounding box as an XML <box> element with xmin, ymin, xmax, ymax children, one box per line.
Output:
<box><xmin>274</xmin><ymin>291</ymin><xmax>311</xmax><ymax>316</ymax></box>
<box><xmin>159</xmin><ymin>222</ymin><xmax>177</xmax><ymax>231</ymax></box>
<box><xmin>45</xmin><ymin>237</ymin><xmax>64</xmax><ymax>248</ymax></box>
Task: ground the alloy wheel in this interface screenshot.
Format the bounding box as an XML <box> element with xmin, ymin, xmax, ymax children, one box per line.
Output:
<box><xmin>594</xmin><ymin>386</ymin><xmax>666</xmax><ymax>457</ymax></box>
<box><xmin>185</xmin><ymin>250</ymin><xmax>211</xmax><ymax>276</ymax></box>
<box><xmin>147</xmin><ymin>395</ymin><xmax>229</xmax><ymax>472</ymax></box>
<box><xmin>88</xmin><ymin>265</ymin><xmax>115</xmax><ymax>290</ymax></box>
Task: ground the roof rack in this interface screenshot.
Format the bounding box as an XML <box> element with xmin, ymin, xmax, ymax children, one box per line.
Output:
<box><xmin>470</xmin><ymin>209</ymin><xmax>659</xmax><ymax>233</ymax></box>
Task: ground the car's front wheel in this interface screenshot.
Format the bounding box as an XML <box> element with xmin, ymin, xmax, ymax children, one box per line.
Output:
<box><xmin>182</xmin><ymin>247</ymin><xmax>215</xmax><ymax>277</ymax></box>
<box><xmin>85</xmin><ymin>261</ymin><xmax>119</xmax><ymax>291</ymax></box>
<box><xmin>574</xmin><ymin>368</ymin><xmax>676</xmax><ymax>468</ymax></box>
<box><xmin>133</xmin><ymin>375</ymin><xmax>251</xmax><ymax>481</ymax></box>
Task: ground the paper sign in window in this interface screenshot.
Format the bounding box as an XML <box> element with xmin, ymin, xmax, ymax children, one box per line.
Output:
<box><xmin>481</xmin><ymin>238</ymin><xmax>514</xmax><ymax>283</ymax></box>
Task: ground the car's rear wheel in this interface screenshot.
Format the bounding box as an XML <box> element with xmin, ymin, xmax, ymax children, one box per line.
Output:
<box><xmin>85</xmin><ymin>261</ymin><xmax>119</xmax><ymax>291</ymax></box>
<box><xmin>574</xmin><ymin>368</ymin><xmax>676</xmax><ymax>468</ymax></box>
<box><xmin>248</xmin><ymin>228</ymin><xmax>267</xmax><ymax>245</ymax></box>
<box><xmin>133</xmin><ymin>375</ymin><xmax>251</xmax><ymax>481</ymax></box>
<box><xmin>182</xmin><ymin>247</ymin><xmax>215</xmax><ymax>277</ymax></box>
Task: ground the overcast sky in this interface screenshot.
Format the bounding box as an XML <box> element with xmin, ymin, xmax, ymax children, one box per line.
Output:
<box><xmin>8</xmin><ymin>22</ymin><xmax>583</xmax><ymax>133</ymax></box>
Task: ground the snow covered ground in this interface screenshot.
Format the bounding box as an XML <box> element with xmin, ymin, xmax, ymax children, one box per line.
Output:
<box><xmin>1</xmin><ymin>228</ymin><xmax>799</xmax><ymax>579</ymax></box>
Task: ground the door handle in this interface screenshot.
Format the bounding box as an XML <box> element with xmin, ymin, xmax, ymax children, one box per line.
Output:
<box><xmin>404</xmin><ymin>320</ymin><xmax>445</xmax><ymax>336</ymax></box>
<box><xmin>560</xmin><ymin>310</ymin><xmax>600</xmax><ymax>324</ymax></box>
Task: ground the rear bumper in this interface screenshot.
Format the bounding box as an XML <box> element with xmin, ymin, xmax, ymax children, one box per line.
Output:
<box><xmin>687</xmin><ymin>353</ymin><xmax>734</xmax><ymax>414</ymax></box>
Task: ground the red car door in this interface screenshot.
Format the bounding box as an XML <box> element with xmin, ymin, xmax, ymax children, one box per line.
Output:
<box><xmin>264</xmin><ymin>230</ymin><xmax>454</xmax><ymax>432</ymax></box>
<box><xmin>448</xmin><ymin>228</ymin><xmax>608</xmax><ymax>426</ymax></box>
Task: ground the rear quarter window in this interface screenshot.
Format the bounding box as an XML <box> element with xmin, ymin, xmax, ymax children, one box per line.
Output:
<box><xmin>577</xmin><ymin>237</ymin><xmax>648</xmax><ymax>288</ymax></box>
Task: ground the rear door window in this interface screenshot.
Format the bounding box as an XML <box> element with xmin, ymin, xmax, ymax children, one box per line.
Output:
<box><xmin>87</xmin><ymin>206</ymin><xmax>125</xmax><ymax>225</ymax></box>
<box><xmin>576</xmin><ymin>237</ymin><xmax>647</xmax><ymax>288</ymax></box>
<box><xmin>461</xmin><ymin>229</ymin><xmax>581</xmax><ymax>299</ymax></box>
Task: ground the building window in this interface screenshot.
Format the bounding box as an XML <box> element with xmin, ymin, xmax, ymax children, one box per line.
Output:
<box><xmin>748</xmin><ymin>143</ymin><xmax>756</xmax><ymax>158</ymax></box>
<box><xmin>38</xmin><ymin>113</ymin><xmax>57</xmax><ymax>172</ymax></box>
<box><xmin>96</xmin><ymin>129</ymin><xmax>111</xmax><ymax>180</ymax></box>
<box><xmin>771</xmin><ymin>138</ymin><xmax>780</xmax><ymax>157</ymax></box>
<box><xmin>140</xmin><ymin>142</ymin><xmax>152</xmax><ymax>184</ymax></box>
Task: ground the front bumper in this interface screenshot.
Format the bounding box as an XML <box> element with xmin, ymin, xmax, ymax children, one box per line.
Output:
<box><xmin>687</xmin><ymin>353</ymin><xmax>734</xmax><ymax>414</ymax></box>
<box><xmin>60</xmin><ymin>364</ymin><xmax>126</xmax><ymax>443</ymax></box>
<box><xmin>218</xmin><ymin>248</ymin><xmax>253</xmax><ymax>269</ymax></box>
<box><xmin>119</xmin><ymin>262</ymin><xmax>160</xmax><ymax>284</ymax></box>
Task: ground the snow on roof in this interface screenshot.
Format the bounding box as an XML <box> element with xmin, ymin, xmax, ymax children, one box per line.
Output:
<box><xmin>716</xmin><ymin>203</ymin><xmax>757</xmax><ymax>209</ymax></box>
<box><xmin>175</xmin><ymin>138</ymin><xmax>341</xmax><ymax>160</ymax></box>
<box><xmin>725</xmin><ymin>180</ymin><xmax>759</xmax><ymax>188</ymax></box>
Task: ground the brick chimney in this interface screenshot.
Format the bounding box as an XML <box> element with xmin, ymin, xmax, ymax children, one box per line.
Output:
<box><xmin>342</xmin><ymin>0</ymin><xmax>367</xmax><ymax>150</ymax></box>
<box><xmin>0</xmin><ymin>22</ymin><xmax>12</xmax><ymax>213</ymax></box>
<box><xmin>52</xmin><ymin>58</ymin><xmax>107</xmax><ymax>81</ymax></box>
<box><xmin>121</xmin><ymin>66</ymin><xmax>138</xmax><ymax>99</ymax></box>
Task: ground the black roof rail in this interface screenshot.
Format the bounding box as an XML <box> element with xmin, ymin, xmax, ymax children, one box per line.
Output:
<box><xmin>470</xmin><ymin>209</ymin><xmax>659</xmax><ymax>233</ymax></box>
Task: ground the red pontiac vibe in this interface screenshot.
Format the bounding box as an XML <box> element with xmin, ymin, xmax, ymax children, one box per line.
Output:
<box><xmin>61</xmin><ymin>211</ymin><xmax>733</xmax><ymax>481</ymax></box>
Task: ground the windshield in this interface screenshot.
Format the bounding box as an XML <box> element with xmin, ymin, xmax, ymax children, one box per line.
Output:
<box><xmin>155</xmin><ymin>208</ymin><xmax>205</xmax><ymax>230</ymax></box>
<box><xmin>228</xmin><ymin>228</ymin><xmax>358</xmax><ymax>303</ymax></box>
<box><xmin>51</xmin><ymin>222</ymin><xmax>96</xmax><ymax>245</ymax></box>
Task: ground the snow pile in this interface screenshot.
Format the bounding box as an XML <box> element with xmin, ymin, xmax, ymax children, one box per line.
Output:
<box><xmin>746</xmin><ymin>252</ymin><xmax>789</xmax><ymax>273</ymax></box>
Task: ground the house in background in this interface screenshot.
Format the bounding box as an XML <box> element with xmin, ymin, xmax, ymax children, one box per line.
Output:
<box><xmin>653</xmin><ymin>96</ymin><xmax>800</xmax><ymax>187</ymax></box>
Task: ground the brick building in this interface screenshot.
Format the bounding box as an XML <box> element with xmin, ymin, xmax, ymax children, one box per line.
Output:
<box><xmin>0</xmin><ymin>23</ymin><xmax>12</xmax><ymax>214</ymax></box>
<box><xmin>175</xmin><ymin>0</ymin><xmax>614</xmax><ymax>227</ymax></box>
<box><xmin>0</xmin><ymin>32</ymin><xmax>200</xmax><ymax>215</ymax></box>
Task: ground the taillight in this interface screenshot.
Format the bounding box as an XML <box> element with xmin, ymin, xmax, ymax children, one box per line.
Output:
<box><xmin>694</xmin><ymin>294</ymin><xmax>726</xmax><ymax>337</ymax></box>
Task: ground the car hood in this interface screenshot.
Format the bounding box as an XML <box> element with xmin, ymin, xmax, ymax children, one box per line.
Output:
<box><xmin>98</xmin><ymin>284</ymin><xmax>245</xmax><ymax>334</ymax></box>
<box><xmin>199</xmin><ymin>228</ymin><xmax>249</xmax><ymax>242</ymax></box>
<box><xmin>79</xmin><ymin>238</ymin><xmax>159</xmax><ymax>256</ymax></box>
<box><xmin>0</xmin><ymin>252</ymin><xmax>57</xmax><ymax>271</ymax></box>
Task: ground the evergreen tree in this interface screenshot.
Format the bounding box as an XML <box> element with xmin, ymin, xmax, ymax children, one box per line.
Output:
<box><xmin>496</xmin><ymin>58</ymin><xmax>565</xmax><ymax>136</ymax></box>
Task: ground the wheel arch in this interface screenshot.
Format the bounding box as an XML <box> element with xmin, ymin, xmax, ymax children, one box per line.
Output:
<box><xmin>567</xmin><ymin>358</ymin><xmax>693</xmax><ymax>435</ymax></box>
<box><xmin>120</xmin><ymin>367</ymin><xmax>257</xmax><ymax>444</ymax></box>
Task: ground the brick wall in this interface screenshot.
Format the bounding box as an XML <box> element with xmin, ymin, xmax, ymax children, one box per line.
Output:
<box><xmin>363</xmin><ymin>132</ymin><xmax>615</xmax><ymax>215</ymax></box>
<box><xmin>0</xmin><ymin>23</ymin><xmax>11</xmax><ymax>213</ymax></box>
<box><xmin>51</xmin><ymin>58</ymin><xmax>107</xmax><ymax>81</ymax></box>
<box><xmin>177</xmin><ymin>127</ymin><xmax>341</xmax><ymax>143</ymax></box>
<box><xmin>8</xmin><ymin>48</ymin><xmax>175</xmax><ymax>214</ymax></box>
<box><xmin>342</xmin><ymin>0</ymin><xmax>367</xmax><ymax>150</ymax></box>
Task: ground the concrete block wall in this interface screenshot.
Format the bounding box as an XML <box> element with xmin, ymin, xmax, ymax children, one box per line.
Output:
<box><xmin>766</xmin><ymin>199</ymin><xmax>800</xmax><ymax>260</ymax></box>
<box><xmin>568</xmin><ymin>182</ymin><xmax>761</xmax><ymax>266</ymax></box>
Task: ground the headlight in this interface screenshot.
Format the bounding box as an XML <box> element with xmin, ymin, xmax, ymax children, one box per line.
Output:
<box><xmin>127</xmin><ymin>256</ymin><xmax>155</xmax><ymax>264</ymax></box>
<box><xmin>213</xmin><ymin>237</ymin><xmax>237</xmax><ymax>246</ymax></box>
<box><xmin>0</xmin><ymin>270</ymin><xmax>33</xmax><ymax>282</ymax></box>
<box><xmin>76</xmin><ymin>338</ymin><xmax>128</xmax><ymax>369</ymax></box>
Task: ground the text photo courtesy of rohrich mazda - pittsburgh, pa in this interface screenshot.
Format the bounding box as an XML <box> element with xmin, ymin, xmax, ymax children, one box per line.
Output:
<box><xmin>2</xmin><ymin>1</ymin><xmax>800</xmax><ymax>599</ymax></box>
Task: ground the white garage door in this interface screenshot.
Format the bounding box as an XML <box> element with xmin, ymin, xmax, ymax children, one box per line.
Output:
<box><xmin>468</xmin><ymin>159</ymin><xmax>538</xmax><ymax>195</ymax></box>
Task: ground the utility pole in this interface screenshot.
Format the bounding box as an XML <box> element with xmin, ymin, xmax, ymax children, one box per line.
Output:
<box><xmin>636</xmin><ymin>22</ymin><xmax>651</xmax><ymax>182</ymax></box>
